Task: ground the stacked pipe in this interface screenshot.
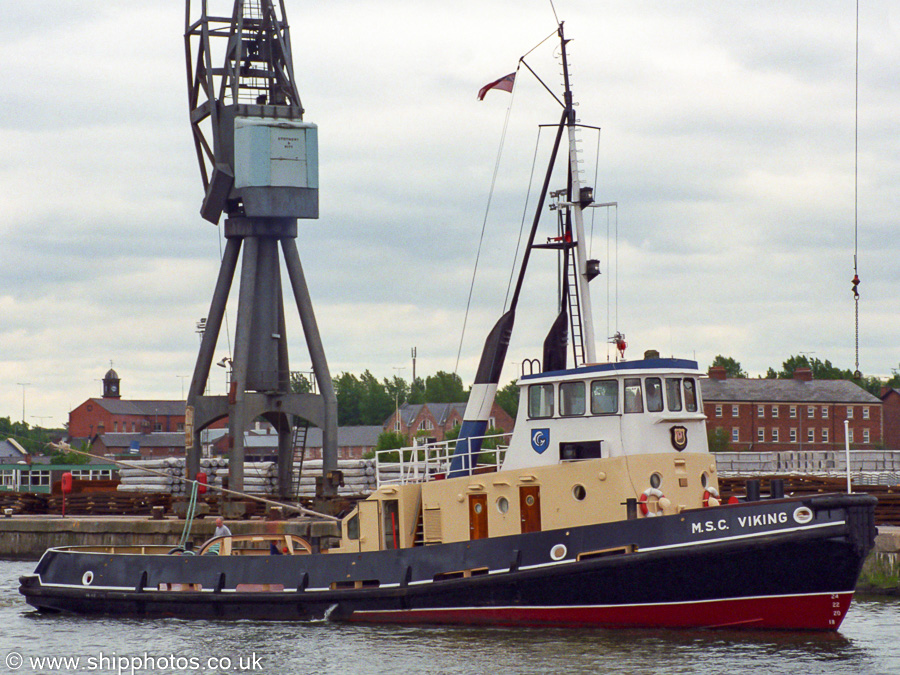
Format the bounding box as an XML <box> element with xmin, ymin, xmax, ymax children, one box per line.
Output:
<box><xmin>116</xmin><ymin>457</ymin><xmax>380</xmax><ymax>497</ymax></box>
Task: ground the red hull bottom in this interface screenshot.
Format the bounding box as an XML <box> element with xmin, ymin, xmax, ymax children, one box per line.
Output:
<box><xmin>347</xmin><ymin>592</ymin><xmax>854</xmax><ymax>631</ymax></box>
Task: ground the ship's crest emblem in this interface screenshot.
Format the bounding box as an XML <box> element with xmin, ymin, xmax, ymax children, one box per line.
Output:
<box><xmin>531</xmin><ymin>428</ymin><xmax>550</xmax><ymax>454</ymax></box>
<box><xmin>670</xmin><ymin>425</ymin><xmax>688</xmax><ymax>451</ymax></box>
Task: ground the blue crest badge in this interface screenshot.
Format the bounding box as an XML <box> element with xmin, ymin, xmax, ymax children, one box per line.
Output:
<box><xmin>531</xmin><ymin>428</ymin><xmax>550</xmax><ymax>454</ymax></box>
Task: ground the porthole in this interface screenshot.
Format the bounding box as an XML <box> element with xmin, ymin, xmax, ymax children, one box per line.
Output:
<box><xmin>572</xmin><ymin>485</ymin><xmax>587</xmax><ymax>501</ymax></box>
<box><xmin>700</xmin><ymin>472</ymin><xmax>708</xmax><ymax>488</ymax></box>
<box><xmin>650</xmin><ymin>472</ymin><xmax>662</xmax><ymax>489</ymax></box>
<box><xmin>550</xmin><ymin>544</ymin><xmax>567</xmax><ymax>561</ymax></box>
<box><xmin>496</xmin><ymin>497</ymin><xmax>509</xmax><ymax>514</ymax></box>
<box><xmin>82</xmin><ymin>571</ymin><xmax>94</xmax><ymax>586</ymax></box>
<box><xmin>474</xmin><ymin>502</ymin><xmax>483</xmax><ymax>514</ymax></box>
<box><xmin>793</xmin><ymin>507</ymin><xmax>814</xmax><ymax>524</ymax></box>
<box><xmin>525</xmin><ymin>495</ymin><xmax>535</xmax><ymax>507</ymax></box>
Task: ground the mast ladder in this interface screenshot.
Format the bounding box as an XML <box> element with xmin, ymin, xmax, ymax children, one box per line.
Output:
<box><xmin>566</xmin><ymin>243</ymin><xmax>586</xmax><ymax>367</ymax></box>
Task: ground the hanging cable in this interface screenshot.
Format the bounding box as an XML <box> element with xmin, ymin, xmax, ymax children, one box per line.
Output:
<box><xmin>455</xmin><ymin>65</ymin><xmax>520</xmax><ymax>375</ymax></box>
<box><xmin>504</xmin><ymin>128</ymin><xmax>544</xmax><ymax>312</ymax></box>
<box><xmin>853</xmin><ymin>0</ymin><xmax>860</xmax><ymax>374</ymax></box>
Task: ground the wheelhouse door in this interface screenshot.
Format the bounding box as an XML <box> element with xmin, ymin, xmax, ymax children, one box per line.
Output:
<box><xmin>519</xmin><ymin>485</ymin><xmax>542</xmax><ymax>533</ymax></box>
<box><xmin>468</xmin><ymin>494</ymin><xmax>488</xmax><ymax>540</ymax></box>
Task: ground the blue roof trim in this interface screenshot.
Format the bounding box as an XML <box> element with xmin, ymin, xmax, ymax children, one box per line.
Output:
<box><xmin>521</xmin><ymin>358</ymin><xmax>700</xmax><ymax>381</ymax></box>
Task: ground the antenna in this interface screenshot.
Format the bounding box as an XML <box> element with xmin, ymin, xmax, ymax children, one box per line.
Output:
<box><xmin>184</xmin><ymin>0</ymin><xmax>339</xmax><ymax>502</ymax></box>
<box><xmin>851</xmin><ymin>0</ymin><xmax>861</xmax><ymax>379</ymax></box>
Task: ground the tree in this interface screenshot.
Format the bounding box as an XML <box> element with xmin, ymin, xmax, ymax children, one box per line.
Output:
<box><xmin>408</xmin><ymin>377</ymin><xmax>426</xmax><ymax>405</ymax></box>
<box><xmin>375</xmin><ymin>430</ymin><xmax>407</xmax><ymax>452</ymax></box>
<box><xmin>424</xmin><ymin>371</ymin><xmax>467</xmax><ymax>403</ymax></box>
<box><xmin>495</xmin><ymin>380</ymin><xmax>520</xmax><ymax>419</ymax></box>
<box><xmin>707</xmin><ymin>427</ymin><xmax>731</xmax><ymax>453</ymax></box>
<box><xmin>709</xmin><ymin>355</ymin><xmax>746</xmax><ymax>378</ymax></box>
<box><xmin>290</xmin><ymin>372</ymin><xmax>313</xmax><ymax>393</ymax></box>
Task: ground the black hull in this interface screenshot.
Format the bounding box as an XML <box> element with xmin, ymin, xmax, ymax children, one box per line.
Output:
<box><xmin>19</xmin><ymin>493</ymin><xmax>877</xmax><ymax>630</ymax></box>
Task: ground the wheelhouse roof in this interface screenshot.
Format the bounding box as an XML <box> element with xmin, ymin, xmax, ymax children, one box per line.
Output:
<box><xmin>521</xmin><ymin>358</ymin><xmax>701</xmax><ymax>383</ymax></box>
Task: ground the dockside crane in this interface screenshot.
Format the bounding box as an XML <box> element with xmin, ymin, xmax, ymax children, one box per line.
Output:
<box><xmin>183</xmin><ymin>0</ymin><xmax>340</xmax><ymax>507</ymax></box>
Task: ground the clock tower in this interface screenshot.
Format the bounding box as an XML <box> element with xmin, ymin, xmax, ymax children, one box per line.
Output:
<box><xmin>102</xmin><ymin>368</ymin><xmax>121</xmax><ymax>399</ymax></box>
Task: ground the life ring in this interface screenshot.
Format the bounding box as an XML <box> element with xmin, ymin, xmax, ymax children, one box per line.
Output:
<box><xmin>638</xmin><ymin>487</ymin><xmax>665</xmax><ymax>517</ymax></box>
<box><xmin>702</xmin><ymin>487</ymin><xmax>720</xmax><ymax>507</ymax></box>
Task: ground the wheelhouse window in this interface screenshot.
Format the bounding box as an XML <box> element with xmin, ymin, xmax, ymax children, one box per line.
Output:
<box><xmin>528</xmin><ymin>384</ymin><xmax>554</xmax><ymax>418</ymax></box>
<box><xmin>623</xmin><ymin>378</ymin><xmax>643</xmax><ymax>414</ymax></box>
<box><xmin>683</xmin><ymin>378</ymin><xmax>698</xmax><ymax>412</ymax></box>
<box><xmin>559</xmin><ymin>381</ymin><xmax>586</xmax><ymax>416</ymax></box>
<box><xmin>645</xmin><ymin>377</ymin><xmax>663</xmax><ymax>412</ymax></box>
<box><xmin>665</xmin><ymin>378</ymin><xmax>682</xmax><ymax>411</ymax></box>
<box><xmin>590</xmin><ymin>380</ymin><xmax>618</xmax><ymax>415</ymax></box>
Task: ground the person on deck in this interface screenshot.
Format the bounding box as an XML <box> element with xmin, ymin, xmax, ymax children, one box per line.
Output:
<box><xmin>214</xmin><ymin>517</ymin><xmax>232</xmax><ymax>538</ymax></box>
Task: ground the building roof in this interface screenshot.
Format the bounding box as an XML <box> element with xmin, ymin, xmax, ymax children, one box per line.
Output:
<box><xmin>98</xmin><ymin>433</ymin><xmax>185</xmax><ymax>449</ymax></box>
<box><xmin>391</xmin><ymin>402</ymin><xmax>466</xmax><ymax>427</ymax></box>
<box><xmin>700</xmin><ymin>377</ymin><xmax>879</xmax><ymax>404</ymax></box>
<box><xmin>0</xmin><ymin>438</ymin><xmax>28</xmax><ymax>460</ymax></box>
<box><xmin>91</xmin><ymin>399</ymin><xmax>186</xmax><ymax>416</ymax></box>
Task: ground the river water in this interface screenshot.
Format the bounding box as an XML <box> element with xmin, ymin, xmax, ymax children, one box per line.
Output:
<box><xmin>1</xmin><ymin>560</ymin><xmax>897</xmax><ymax>675</ymax></box>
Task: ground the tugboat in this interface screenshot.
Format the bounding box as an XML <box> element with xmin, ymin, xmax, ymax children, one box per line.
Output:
<box><xmin>20</xmin><ymin>22</ymin><xmax>877</xmax><ymax>630</ymax></box>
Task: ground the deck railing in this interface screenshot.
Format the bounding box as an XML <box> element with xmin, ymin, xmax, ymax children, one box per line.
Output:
<box><xmin>374</xmin><ymin>433</ymin><xmax>511</xmax><ymax>487</ymax></box>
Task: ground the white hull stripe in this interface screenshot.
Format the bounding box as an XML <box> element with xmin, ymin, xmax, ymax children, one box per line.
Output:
<box><xmin>33</xmin><ymin>520</ymin><xmax>845</xmax><ymax>594</ymax></box>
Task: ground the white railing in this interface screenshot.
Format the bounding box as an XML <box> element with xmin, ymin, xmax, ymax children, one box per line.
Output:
<box><xmin>375</xmin><ymin>433</ymin><xmax>511</xmax><ymax>487</ymax></box>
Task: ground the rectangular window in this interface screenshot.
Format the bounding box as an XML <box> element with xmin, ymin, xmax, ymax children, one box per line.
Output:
<box><xmin>731</xmin><ymin>405</ymin><xmax>739</xmax><ymax>417</ymax></box>
<box><xmin>790</xmin><ymin>406</ymin><xmax>797</xmax><ymax>419</ymax></box>
<box><xmin>114</xmin><ymin>421</ymin><xmax>118</xmax><ymax>432</ymax></box>
<box><xmin>590</xmin><ymin>380</ymin><xmax>618</xmax><ymax>415</ymax></box>
<box><xmin>757</xmin><ymin>427</ymin><xmax>765</xmax><ymax>442</ymax></box>
<box><xmin>153</xmin><ymin>423</ymin><xmax>162</xmax><ymax>432</ymax></box>
<box><xmin>789</xmin><ymin>428</ymin><xmax>797</xmax><ymax>443</ymax></box>
<box><xmin>715</xmin><ymin>405</ymin><xmax>723</xmax><ymax>418</ymax></box>
<box><xmin>822</xmin><ymin>428</ymin><xmax>829</xmax><ymax>442</ymax></box>
<box><xmin>683</xmin><ymin>378</ymin><xmax>698</xmax><ymax>412</ymax></box>
<box><xmin>807</xmin><ymin>428</ymin><xmax>815</xmax><ymax>442</ymax></box>
<box><xmin>847</xmin><ymin>407</ymin><xmax>854</xmax><ymax>419</ymax></box>
<box><xmin>772</xmin><ymin>406</ymin><xmax>779</xmax><ymax>418</ymax></box>
<box><xmin>772</xmin><ymin>428</ymin><xmax>779</xmax><ymax>442</ymax></box>
<box><xmin>863</xmin><ymin>429</ymin><xmax>870</xmax><ymax>444</ymax></box>
<box><xmin>848</xmin><ymin>428</ymin><xmax>854</xmax><ymax>442</ymax></box>
<box><xmin>624</xmin><ymin>378</ymin><xmax>643</xmax><ymax>414</ymax></box>
<box><xmin>731</xmin><ymin>428</ymin><xmax>739</xmax><ymax>442</ymax></box>
<box><xmin>807</xmin><ymin>406</ymin><xmax>815</xmax><ymax>419</ymax></box>
<box><xmin>665</xmin><ymin>378</ymin><xmax>682</xmax><ymax>411</ymax></box>
<box><xmin>528</xmin><ymin>384</ymin><xmax>554</xmax><ymax>418</ymax></box>
<box><xmin>131</xmin><ymin>422</ymin><xmax>136</xmax><ymax>432</ymax></box>
<box><xmin>863</xmin><ymin>407</ymin><xmax>870</xmax><ymax>420</ymax></box>
<box><xmin>821</xmin><ymin>406</ymin><xmax>828</xmax><ymax>419</ymax></box>
<box><xmin>559</xmin><ymin>381</ymin><xmax>586</xmax><ymax>416</ymax></box>
<box><xmin>757</xmin><ymin>405</ymin><xmax>764</xmax><ymax>418</ymax></box>
<box><xmin>645</xmin><ymin>377</ymin><xmax>663</xmax><ymax>413</ymax></box>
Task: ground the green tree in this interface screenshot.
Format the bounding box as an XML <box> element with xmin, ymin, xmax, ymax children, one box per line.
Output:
<box><xmin>424</xmin><ymin>371</ymin><xmax>467</xmax><ymax>403</ymax></box>
<box><xmin>495</xmin><ymin>380</ymin><xmax>520</xmax><ymax>419</ymax></box>
<box><xmin>709</xmin><ymin>355</ymin><xmax>746</xmax><ymax>378</ymax></box>
<box><xmin>375</xmin><ymin>430</ymin><xmax>407</xmax><ymax>452</ymax></box>
<box><xmin>707</xmin><ymin>427</ymin><xmax>731</xmax><ymax>453</ymax></box>
<box><xmin>408</xmin><ymin>376</ymin><xmax>426</xmax><ymax>404</ymax></box>
<box><xmin>290</xmin><ymin>372</ymin><xmax>313</xmax><ymax>393</ymax></box>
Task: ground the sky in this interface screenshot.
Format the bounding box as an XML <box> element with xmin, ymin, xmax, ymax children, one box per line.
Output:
<box><xmin>1</xmin><ymin>0</ymin><xmax>897</xmax><ymax>429</ymax></box>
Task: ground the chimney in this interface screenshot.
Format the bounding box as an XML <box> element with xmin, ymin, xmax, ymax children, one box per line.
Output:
<box><xmin>794</xmin><ymin>368</ymin><xmax>813</xmax><ymax>382</ymax></box>
<box><xmin>708</xmin><ymin>366</ymin><xmax>727</xmax><ymax>381</ymax></box>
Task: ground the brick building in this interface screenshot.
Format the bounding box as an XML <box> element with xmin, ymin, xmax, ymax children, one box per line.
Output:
<box><xmin>880</xmin><ymin>388</ymin><xmax>900</xmax><ymax>450</ymax></box>
<box><xmin>702</xmin><ymin>367</ymin><xmax>882</xmax><ymax>452</ymax></box>
<box><xmin>383</xmin><ymin>402</ymin><xmax>515</xmax><ymax>444</ymax></box>
<box><xmin>68</xmin><ymin>369</ymin><xmax>186</xmax><ymax>440</ymax></box>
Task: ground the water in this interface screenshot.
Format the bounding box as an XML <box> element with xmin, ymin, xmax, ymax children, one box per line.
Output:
<box><xmin>2</xmin><ymin>560</ymin><xmax>898</xmax><ymax>675</ymax></box>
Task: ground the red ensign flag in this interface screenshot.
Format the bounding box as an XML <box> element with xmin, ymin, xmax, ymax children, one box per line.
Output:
<box><xmin>477</xmin><ymin>72</ymin><xmax>516</xmax><ymax>101</ymax></box>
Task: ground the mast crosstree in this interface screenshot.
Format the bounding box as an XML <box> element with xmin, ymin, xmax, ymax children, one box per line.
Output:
<box><xmin>184</xmin><ymin>0</ymin><xmax>340</xmax><ymax>504</ymax></box>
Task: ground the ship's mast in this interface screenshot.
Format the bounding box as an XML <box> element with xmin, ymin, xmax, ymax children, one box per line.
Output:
<box><xmin>559</xmin><ymin>24</ymin><xmax>597</xmax><ymax>364</ymax></box>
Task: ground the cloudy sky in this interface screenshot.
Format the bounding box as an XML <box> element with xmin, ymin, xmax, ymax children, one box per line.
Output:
<box><xmin>1</xmin><ymin>0</ymin><xmax>897</xmax><ymax>428</ymax></box>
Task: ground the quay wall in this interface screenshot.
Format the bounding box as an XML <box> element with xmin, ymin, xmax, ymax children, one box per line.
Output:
<box><xmin>0</xmin><ymin>516</ymin><xmax>338</xmax><ymax>560</ymax></box>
